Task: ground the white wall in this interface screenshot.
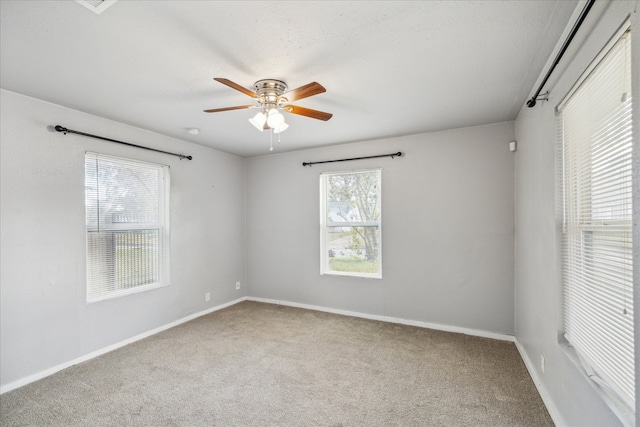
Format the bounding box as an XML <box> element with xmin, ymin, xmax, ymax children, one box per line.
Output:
<box><xmin>246</xmin><ymin>122</ymin><xmax>515</xmax><ymax>336</ymax></box>
<box><xmin>0</xmin><ymin>89</ymin><xmax>246</xmax><ymax>389</ymax></box>
<box><xmin>514</xmin><ymin>1</ymin><xmax>639</xmax><ymax>426</ymax></box>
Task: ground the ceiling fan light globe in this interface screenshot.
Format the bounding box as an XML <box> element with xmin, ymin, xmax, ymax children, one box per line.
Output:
<box><xmin>249</xmin><ymin>112</ymin><xmax>267</xmax><ymax>131</ymax></box>
<box><xmin>273</xmin><ymin>123</ymin><xmax>289</xmax><ymax>134</ymax></box>
<box><xmin>266</xmin><ymin>109</ymin><xmax>285</xmax><ymax>128</ymax></box>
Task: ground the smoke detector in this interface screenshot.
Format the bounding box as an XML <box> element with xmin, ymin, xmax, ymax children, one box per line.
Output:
<box><xmin>75</xmin><ymin>0</ymin><xmax>117</xmax><ymax>15</ymax></box>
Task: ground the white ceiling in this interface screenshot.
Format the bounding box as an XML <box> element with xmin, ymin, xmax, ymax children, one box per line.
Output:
<box><xmin>0</xmin><ymin>0</ymin><xmax>578</xmax><ymax>157</ymax></box>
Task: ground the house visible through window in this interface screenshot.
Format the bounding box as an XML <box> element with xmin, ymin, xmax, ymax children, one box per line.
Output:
<box><xmin>559</xmin><ymin>27</ymin><xmax>634</xmax><ymax>418</ymax></box>
<box><xmin>320</xmin><ymin>169</ymin><xmax>381</xmax><ymax>278</ymax></box>
<box><xmin>85</xmin><ymin>153</ymin><xmax>170</xmax><ymax>302</ymax></box>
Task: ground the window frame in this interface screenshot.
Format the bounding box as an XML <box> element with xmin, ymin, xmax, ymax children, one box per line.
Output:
<box><xmin>319</xmin><ymin>168</ymin><xmax>382</xmax><ymax>279</ymax></box>
<box><xmin>85</xmin><ymin>152</ymin><xmax>170</xmax><ymax>303</ymax></box>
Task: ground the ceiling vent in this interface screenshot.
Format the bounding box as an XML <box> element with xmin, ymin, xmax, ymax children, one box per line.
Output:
<box><xmin>75</xmin><ymin>0</ymin><xmax>117</xmax><ymax>15</ymax></box>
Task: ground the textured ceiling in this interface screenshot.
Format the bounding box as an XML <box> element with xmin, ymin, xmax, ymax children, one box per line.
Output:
<box><xmin>0</xmin><ymin>0</ymin><xmax>578</xmax><ymax>157</ymax></box>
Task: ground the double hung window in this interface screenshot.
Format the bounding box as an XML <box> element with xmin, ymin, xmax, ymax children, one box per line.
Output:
<box><xmin>559</xmin><ymin>28</ymin><xmax>634</xmax><ymax>416</ymax></box>
<box><xmin>85</xmin><ymin>153</ymin><xmax>170</xmax><ymax>302</ymax></box>
<box><xmin>320</xmin><ymin>169</ymin><xmax>381</xmax><ymax>278</ymax></box>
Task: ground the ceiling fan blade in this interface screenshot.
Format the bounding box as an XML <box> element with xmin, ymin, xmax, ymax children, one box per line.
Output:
<box><xmin>214</xmin><ymin>78</ymin><xmax>258</xmax><ymax>98</ymax></box>
<box><xmin>203</xmin><ymin>105</ymin><xmax>254</xmax><ymax>113</ymax></box>
<box><xmin>283</xmin><ymin>105</ymin><xmax>333</xmax><ymax>121</ymax></box>
<box><xmin>281</xmin><ymin>82</ymin><xmax>326</xmax><ymax>102</ymax></box>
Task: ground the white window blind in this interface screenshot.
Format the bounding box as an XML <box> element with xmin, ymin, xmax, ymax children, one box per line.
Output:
<box><xmin>559</xmin><ymin>29</ymin><xmax>634</xmax><ymax>414</ymax></box>
<box><xmin>320</xmin><ymin>169</ymin><xmax>381</xmax><ymax>278</ymax></box>
<box><xmin>85</xmin><ymin>153</ymin><xmax>170</xmax><ymax>302</ymax></box>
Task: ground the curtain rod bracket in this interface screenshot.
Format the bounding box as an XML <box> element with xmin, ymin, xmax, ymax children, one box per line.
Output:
<box><xmin>54</xmin><ymin>125</ymin><xmax>192</xmax><ymax>160</ymax></box>
<box><xmin>526</xmin><ymin>91</ymin><xmax>549</xmax><ymax>108</ymax></box>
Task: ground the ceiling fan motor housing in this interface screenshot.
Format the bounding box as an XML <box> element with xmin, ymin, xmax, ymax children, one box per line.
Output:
<box><xmin>254</xmin><ymin>79</ymin><xmax>288</xmax><ymax>108</ymax></box>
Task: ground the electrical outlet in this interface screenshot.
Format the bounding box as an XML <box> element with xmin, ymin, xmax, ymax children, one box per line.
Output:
<box><xmin>540</xmin><ymin>355</ymin><xmax>545</xmax><ymax>374</ymax></box>
<box><xmin>235</xmin><ymin>281</ymin><xmax>241</xmax><ymax>290</ymax></box>
<box><xmin>205</xmin><ymin>292</ymin><xmax>210</xmax><ymax>302</ymax></box>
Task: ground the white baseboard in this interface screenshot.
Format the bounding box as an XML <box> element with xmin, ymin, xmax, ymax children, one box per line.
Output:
<box><xmin>247</xmin><ymin>296</ymin><xmax>515</xmax><ymax>342</ymax></box>
<box><xmin>514</xmin><ymin>339</ymin><xmax>564</xmax><ymax>427</ymax></box>
<box><xmin>0</xmin><ymin>297</ymin><xmax>248</xmax><ymax>395</ymax></box>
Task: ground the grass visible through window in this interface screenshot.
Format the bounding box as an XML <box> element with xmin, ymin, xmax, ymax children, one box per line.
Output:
<box><xmin>329</xmin><ymin>257</ymin><xmax>379</xmax><ymax>274</ymax></box>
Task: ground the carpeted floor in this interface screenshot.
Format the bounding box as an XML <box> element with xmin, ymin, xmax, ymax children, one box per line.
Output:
<box><xmin>1</xmin><ymin>301</ymin><xmax>553</xmax><ymax>426</ymax></box>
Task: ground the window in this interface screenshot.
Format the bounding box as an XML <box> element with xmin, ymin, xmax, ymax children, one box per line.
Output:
<box><xmin>320</xmin><ymin>169</ymin><xmax>381</xmax><ymax>278</ymax></box>
<box><xmin>559</xmin><ymin>28</ymin><xmax>633</xmax><ymax>416</ymax></box>
<box><xmin>85</xmin><ymin>153</ymin><xmax>170</xmax><ymax>302</ymax></box>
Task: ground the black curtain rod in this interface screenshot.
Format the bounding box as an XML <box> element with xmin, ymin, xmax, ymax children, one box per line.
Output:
<box><xmin>302</xmin><ymin>152</ymin><xmax>402</xmax><ymax>167</ymax></box>
<box><xmin>54</xmin><ymin>125</ymin><xmax>193</xmax><ymax>160</ymax></box>
<box><xmin>526</xmin><ymin>0</ymin><xmax>596</xmax><ymax>108</ymax></box>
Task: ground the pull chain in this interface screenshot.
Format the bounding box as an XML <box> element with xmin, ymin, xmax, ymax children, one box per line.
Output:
<box><xmin>269</xmin><ymin>128</ymin><xmax>274</xmax><ymax>152</ymax></box>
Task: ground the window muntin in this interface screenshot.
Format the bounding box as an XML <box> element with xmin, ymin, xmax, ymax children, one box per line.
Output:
<box><xmin>320</xmin><ymin>169</ymin><xmax>381</xmax><ymax>278</ymax></box>
<box><xmin>85</xmin><ymin>153</ymin><xmax>170</xmax><ymax>302</ymax></box>
<box><xmin>559</xmin><ymin>29</ymin><xmax>634</xmax><ymax>414</ymax></box>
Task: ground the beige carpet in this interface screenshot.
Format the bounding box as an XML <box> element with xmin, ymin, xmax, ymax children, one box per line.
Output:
<box><xmin>1</xmin><ymin>301</ymin><xmax>553</xmax><ymax>426</ymax></box>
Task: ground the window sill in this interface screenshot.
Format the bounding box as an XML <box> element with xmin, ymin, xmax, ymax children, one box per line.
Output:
<box><xmin>321</xmin><ymin>271</ymin><xmax>382</xmax><ymax>279</ymax></box>
<box><xmin>559</xmin><ymin>341</ymin><xmax>635</xmax><ymax>427</ymax></box>
<box><xmin>87</xmin><ymin>281</ymin><xmax>169</xmax><ymax>303</ymax></box>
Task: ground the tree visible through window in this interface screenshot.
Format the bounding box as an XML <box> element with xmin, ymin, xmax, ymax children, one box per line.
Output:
<box><xmin>85</xmin><ymin>153</ymin><xmax>170</xmax><ymax>302</ymax></box>
<box><xmin>320</xmin><ymin>169</ymin><xmax>381</xmax><ymax>278</ymax></box>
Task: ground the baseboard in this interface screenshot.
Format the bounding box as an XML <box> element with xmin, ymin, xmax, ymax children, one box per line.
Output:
<box><xmin>514</xmin><ymin>339</ymin><xmax>564</xmax><ymax>427</ymax></box>
<box><xmin>0</xmin><ymin>296</ymin><xmax>248</xmax><ymax>395</ymax></box>
<box><xmin>247</xmin><ymin>297</ymin><xmax>515</xmax><ymax>342</ymax></box>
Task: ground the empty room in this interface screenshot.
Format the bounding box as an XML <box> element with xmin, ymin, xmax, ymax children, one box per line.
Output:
<box><xmin>1</xmin><ymin>0</ymin><xmax>638</xmax><ymax>426</ymax></box>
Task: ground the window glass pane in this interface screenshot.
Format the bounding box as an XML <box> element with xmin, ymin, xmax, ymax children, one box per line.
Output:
<box><xmin>86</xmin><ymin>157</ymin><xmax>161</xmax><ymax>230</ymax></box>
<box><xmin>327</xmin><ymin>172</ymin><xmax>380</xmax><ymax>224</ymax></box>
<box><xmin>88</xmin><ymin>230</ymin><xmax>161</xmax><ymax>291</ymax></box>
<box><xmin>326</xmin><ymin>226</ymin><xmax>380</xmax><ymax>274</ymax></box>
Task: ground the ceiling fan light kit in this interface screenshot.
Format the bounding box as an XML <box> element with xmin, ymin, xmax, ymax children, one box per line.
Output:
<box><xmin>204</xmin><ymin>77</ymin><xmax>332</xmax><ymax>151</ymax></box>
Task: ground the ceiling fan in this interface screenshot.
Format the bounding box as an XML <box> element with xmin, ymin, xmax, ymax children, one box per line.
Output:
<box><xmin>204</xmin><ymin>78</ymin><xmax>333</xmax><ymax>134</ymax></box>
